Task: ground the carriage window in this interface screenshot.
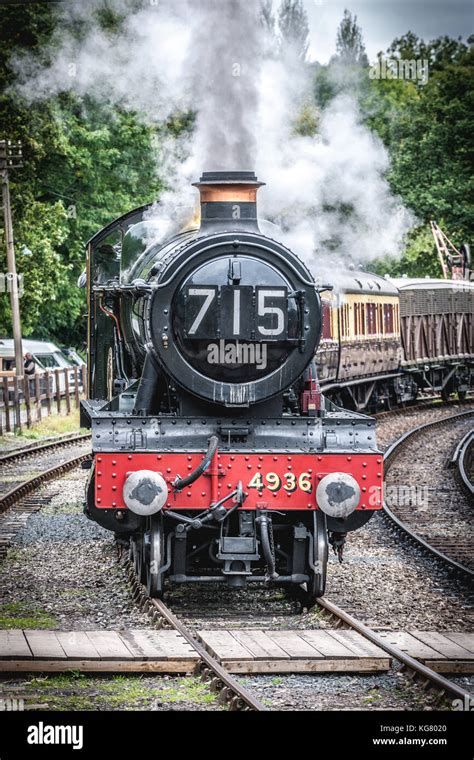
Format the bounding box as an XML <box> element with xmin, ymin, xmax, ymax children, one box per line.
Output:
<box><xmin>355</xmin><ymin>303</ymin><xmax>365</xmax><ymax>337</ymax></box>
<box><xmin>366</xmin><ymin>303</ymin><xmax>377</xmax><ymax>335</ymax></box>
<box><xmin>384</xmin><ymin>303</ymin><xmax>394</xmax><ymax>333</ymax></box>
<box><xmin>340</xmin><ymin>303</ymin><xmax>350</xmax><ymax>338</ymax></box>
<box><xmin>322</xmin><ymin>302</ymin><xmax>332</xmax><ymax>339</ymax></box>
<box><xmin>377</xmin><ymin>304</ymin><xmax>383</xmax><ymax>333</ymax></box>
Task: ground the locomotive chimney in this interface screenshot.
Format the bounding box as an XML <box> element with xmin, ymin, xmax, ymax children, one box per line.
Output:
<box><xmin>193</xmin><ymin>171</ymin><xmax>265</xmax><ymax>233</ymax></box>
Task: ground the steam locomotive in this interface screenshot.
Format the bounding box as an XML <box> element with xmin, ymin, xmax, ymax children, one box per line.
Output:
<box><xmin>80</xmin><ymin>171</ymin><xmax>384</xmax><ymax>604</ymax></box>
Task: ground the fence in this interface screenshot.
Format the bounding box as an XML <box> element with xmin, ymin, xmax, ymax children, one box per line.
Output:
<box><xmin>0</xmin><ymin>365</ymin><xmax>87</xmax><ymax>435</ymax></box>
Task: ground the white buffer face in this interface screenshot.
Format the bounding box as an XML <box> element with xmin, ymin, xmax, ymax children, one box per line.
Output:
<box><xmin>316</xmin><ymin>472</ymin><xmax>361</xmax><ymax>518</ymax></box>
<box><xmin>123</xmin><ymin>470</ymin><xmax>168</xmax><ymax>516</ymax></box>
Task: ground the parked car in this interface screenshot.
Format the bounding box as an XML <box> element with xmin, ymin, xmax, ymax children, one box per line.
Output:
<box><xmin>0</xmin><ymin>339</ymin><xmax>82</xmax><ymax>394</ymax></box>
<box><xmin>60</xmin><ymin>347</ymin><xmax>86</xmax><ymax>368</ymax></box>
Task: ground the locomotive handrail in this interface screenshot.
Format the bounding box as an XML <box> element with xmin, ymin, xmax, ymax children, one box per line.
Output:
<box><xmin>138</xmin><ymin>236</ymin><xmax>321</xmax><ymax>290</ymax></box>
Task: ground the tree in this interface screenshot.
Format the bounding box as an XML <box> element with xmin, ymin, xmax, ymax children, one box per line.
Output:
<box><xmin>0</xmin><ymin>2</ymin><xmax>190</xmax><ymax>347</ymax></box>
<box><xmin>335</xmin><ymin>9</ymin><xmax>369</xmax><ymax>67</ymax></box>
<box><xmin>278</xmin><ymin>0</ymin><xmax>309</xmax><ymax>61</ymax></box>
<box><xmin>364</xmin><ymin>40</ymin><xmax>473</xmax><ymax>277</ymax></box>
<box><xmin>387</xmin><ymin>32</ymin><xmax>468</xmax><ymax>76</ymax></box>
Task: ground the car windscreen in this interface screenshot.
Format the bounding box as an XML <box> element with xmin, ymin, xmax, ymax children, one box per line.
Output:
<box><xmin>34</xmin><ymin>353</ymin><xmax>68</xmax><ymax>369</ymax></box>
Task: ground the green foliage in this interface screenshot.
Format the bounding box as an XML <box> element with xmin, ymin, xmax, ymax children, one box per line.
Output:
<box><xmin>294</xmin><ymin>99</ymin><xmax>319</xmax><ymax>136</ymax></box>
<box><xmin>370</xmin><ymin>224</ymin><xmax>442</xmax><ymax>279</ymax></box>
<box><xmin>0</xmin><ymin>3</ymin><xmax>173</xmax><ymax>347</ymax></box>
<box><xmin>312</xmin><ymin>12</ymin><xmax>472</xmax><ymax>278</ymax></box>
<box><xmin>364</xmin><ymin>43</ymin><xmax>473</xmax><ymax>275</ymax></box>
<box><xmin>335</xmin><ymin>9</ymin><xmax>369</xmax><ymax>67</ymax></box>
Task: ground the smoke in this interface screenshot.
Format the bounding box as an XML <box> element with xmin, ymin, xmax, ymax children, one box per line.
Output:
<box><xmin>186</xmin><ymin>1</ymin><xmax>261</xmax><ymax>171</ymax></box>
<box><xmin>12</xmin><ymin>0</ymin><xmax>414</xmax><ymax>269</ymax></box>
<box><xmin>256</xmin><ymin>78</ymin><xmax>415</xmax><ymax>269</ymax></box>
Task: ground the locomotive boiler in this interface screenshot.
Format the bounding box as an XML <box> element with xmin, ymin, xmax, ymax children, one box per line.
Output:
<box><xmin>81</xmin><ymin>172</ymin><xmax>383</xmax><ymax>605</ymax></box>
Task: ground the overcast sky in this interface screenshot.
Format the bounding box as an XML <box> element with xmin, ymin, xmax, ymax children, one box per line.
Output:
<box><xmin>305</xmin><ymin>0</ymin><xmax>473</xmax><ymax>63</ymax></box>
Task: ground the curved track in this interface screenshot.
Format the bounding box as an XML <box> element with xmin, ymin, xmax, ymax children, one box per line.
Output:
<box><xmin>0</xmin><ymin>433</ymin><xmax>91</xmax><ymax>512</ymax></box>
<box><xmin>383</xmin><ymin>409</ymin><xmax>474</xmax><ymax>577</ymax></box>
<box><xmin>452</xmin><ymin>430</ymin><xmax>474</xmax><ymax>497</ymax></box>
<box><xmin>0</xmin><ymin>431</ymin><xmax>91</xmax><ymax>465</ymax></box>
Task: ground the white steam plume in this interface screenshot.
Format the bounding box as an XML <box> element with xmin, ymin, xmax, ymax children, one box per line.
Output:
<box><xmin>12</xmin><ymin>0</ymin><xmax>414</xmax><ymax>269</ymax></box>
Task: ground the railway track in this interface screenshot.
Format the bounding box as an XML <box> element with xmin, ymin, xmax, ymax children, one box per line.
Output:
<box><xmin>383</xmin><ymin>409</ymin><xmax>474</xmax><ymax>577</ymax></box>
<box><xmin>314</xmin><ymin>598</ymin><xmax>472</xmax><ymax>703</ymax></box>
<box><xmin>125</xmin><ymin>555</ymin><xmax>472</xmax><ymax>709</ymax></box>
<box><xmin>0</xmin><ymin>433</ymin><xmax>91</xmax><ymax>512</ymax></box>
<box><xmin>0</xmin><ymin>431</ymin><xmax>91</xmax><ymax>464</ymax></box>
<box><xmin>452</xmin><ymin>429</ymin><xmax>474</xmax><ymax>497</ymax></box>
<box><xmin>0</xmin><ymin>437</ymin><xmax>265</xmax><ymax>711</ymax></box>
<box><xmin>125</xmin><ymin>561</ymin><xmax>265</xmax><ymax>711</ymax></box>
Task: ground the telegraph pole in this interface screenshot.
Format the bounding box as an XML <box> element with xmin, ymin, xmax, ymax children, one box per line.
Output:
<box><xmin>0</xmin><ymin>140</ymin><xmax>23</xmax><ymax>377</ymax></box>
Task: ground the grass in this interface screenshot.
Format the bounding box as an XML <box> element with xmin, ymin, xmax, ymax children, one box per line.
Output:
<box><xmin>0</xmin><ymin>408</ymin><xmax>83</xmax><ymax>445</ymax></box>
<box><xmin>0</xmin><ymin>601</ymin><xmax>59</xmax><ymax>630</ymax></box>
<box><xmin>9</xmin><ymin>674</ymin><xmax>220</xmax><ymax>711</ymax></box>
<box><xmin>362</xmin><ymin>688</ymin><xmax>382</xmax><ymax>705</ymax></box>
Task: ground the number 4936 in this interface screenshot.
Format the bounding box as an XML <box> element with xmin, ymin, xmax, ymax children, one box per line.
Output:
<box><xmin>247</xmin><ymin>471</ymin><xmax>312</xmax><ymax>494</ymax></box>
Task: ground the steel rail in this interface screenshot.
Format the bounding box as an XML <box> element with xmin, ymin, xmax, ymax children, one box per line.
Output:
<box><xmin>124</xmin><ymin>560</ymin><xmax>265</xmax><ymax>711</ymax></box>
<box><xmin>151</xmin><ymin>598</ymin><xmax>265</xmax><ymax>711</ymax></box>
<box><xmin>374</xmin><ymin>394</ymin><xmax>473</xmax><ymax>421</ymax></box>
<box><xmin>317</xmin><ymin>597</ymin><xmax>472</xmax><ymax>702</ymax></box>
<box><xmin>382</xmin><ymin>409</ymin><xmax>474</xmax><ymax>578</ymax></box>
<box><xmin>452</xmin><ymin>430</ymin><xmax>474</xmax><ymax>496</ymax></box>
<box><xmin>0</xmin><ymin>449</ymin><xmax>91</xmax><ymax>512</ymax></box>
<box><xmin>0</xmin><ymin>442</ymin><xmax>262</xmax><ymax>711</ymax></box>
<box><xmin>0</xmin><ymin>431</ymin><xmax>91</xmax><ymax>465</ymax></box>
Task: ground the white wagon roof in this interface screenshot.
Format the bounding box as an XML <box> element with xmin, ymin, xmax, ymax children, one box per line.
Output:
<box><xmin>389</xmin><ymin>277</ymin><xmax>474</xmax><ymax>291</ymax></box>
<box><xmin>0</xmin><ymin>339</ymin><xmax>64</xmax><ymax>358</ymax></box>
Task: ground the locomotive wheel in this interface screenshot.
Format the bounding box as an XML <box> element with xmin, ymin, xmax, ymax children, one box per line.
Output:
<box><xmin>145</xmin><ymin>514</ymin><xmax>165</xmax><ymax>598</ymax></box>
<box><xmin>305</xmin><ymin>511</ymin><xmax>328</xmax><ymax>607</ymax></box>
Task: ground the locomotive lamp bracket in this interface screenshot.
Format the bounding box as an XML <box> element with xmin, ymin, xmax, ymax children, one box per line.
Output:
<box><xmin>218</xmin><ymin>425</ymin><xmax>251</xmax><ymax>440</ymax></box>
